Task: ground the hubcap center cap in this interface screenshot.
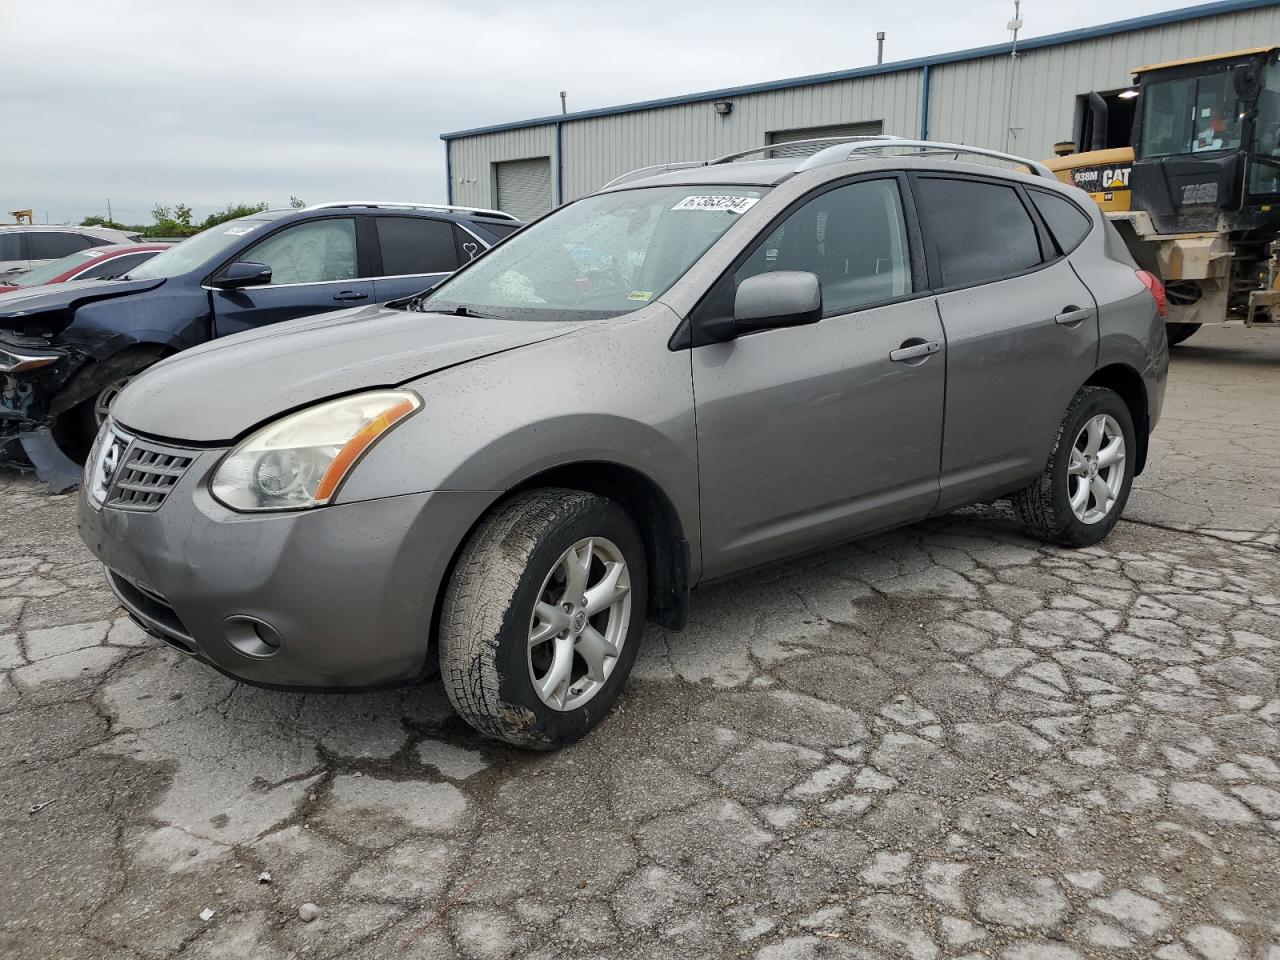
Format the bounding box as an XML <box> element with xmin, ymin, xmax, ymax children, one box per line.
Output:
<box><xmin>571</xmin><ymin>610</ymin><xmax>587</xmax><ymax>633</ymax></box>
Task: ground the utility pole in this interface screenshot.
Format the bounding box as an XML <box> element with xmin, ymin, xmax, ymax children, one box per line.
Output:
<box><xmin>876</xmin><ymin>32</ymin><xmax>885</xmax><ymax>65</ymax></box>
<box><xmin>107</xmin><ymin>198</ymin><xmax>112</xmax><ymax>224</ymax></box>
<box><xmin>1003</xmin><ymin>0</ymin><xmax>1024</xmax><ymax>151</ymax></box>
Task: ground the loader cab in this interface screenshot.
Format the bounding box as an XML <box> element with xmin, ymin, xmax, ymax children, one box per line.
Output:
<box><xmin>1130</xmin><ymin>47</ymin><xmax>1280</xmax><ymax>233</ymax></box>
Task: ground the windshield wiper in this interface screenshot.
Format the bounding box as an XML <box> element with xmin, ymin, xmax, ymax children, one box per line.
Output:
<box><xmin>451</xmin><ymin>304</ymin><xmax>496</xmax><ymax>318</ymax></box>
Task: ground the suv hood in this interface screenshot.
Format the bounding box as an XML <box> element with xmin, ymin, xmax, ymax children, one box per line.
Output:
<box><xmin>111</xmin><ymin>304</ymin><xmax>581</xmax><ymax>443</ymax></box>
<box><xmin>0</xmin><ymin>277</ymin><xmax>165</xmax><ymax>324</ymax></box>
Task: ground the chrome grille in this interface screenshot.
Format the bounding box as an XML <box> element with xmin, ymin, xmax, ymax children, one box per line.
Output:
<box><xmin>103</xmin><ymin>435</ymin><xmax>196</xmax><ymax>511</ymax></box>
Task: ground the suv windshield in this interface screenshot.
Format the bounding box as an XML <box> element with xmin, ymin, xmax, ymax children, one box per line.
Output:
<box><xmin>418</xmin><ymin>185</ymin><xmax>770</xmax><ymax>320</ymax></box>
<box><xmin>127</xmin><ymin>219</ymin><xmax>273</xmax><ymax>280</ymax></box>
<box><xmin>1141</xmin><ymin>71</ymin><xmax>1244</xmax><ymax>157</ymax></box>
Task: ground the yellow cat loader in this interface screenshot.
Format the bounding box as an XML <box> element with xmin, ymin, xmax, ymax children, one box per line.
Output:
<box><xmin>1046</xmin><ymin>47</ymin><xmax>1280</xmax><ymax>345</ymax></box>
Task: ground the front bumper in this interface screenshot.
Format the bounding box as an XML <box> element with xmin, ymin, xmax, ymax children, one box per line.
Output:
<box><xmin>77</xmin><ymin>450</ymin><xmax>495</xmax><ymax>689</ymax></box>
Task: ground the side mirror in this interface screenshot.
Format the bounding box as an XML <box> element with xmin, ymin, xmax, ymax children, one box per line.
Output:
<box><xmin>213</xmin><ymin>261</ymin><xmax>272</xmax><ymax>290</ymax></box>
<box><xmin>1233</xmin><ymin>64</ymin><xmax>1261</xmax><ymax>102</ymax></box>
<box><xmin>733</xmin><ymin>271</ymin><xmax>822</xmax><ymax>333</ymax></box>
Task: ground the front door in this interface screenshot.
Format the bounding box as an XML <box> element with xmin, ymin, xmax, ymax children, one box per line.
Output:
<box><xmin>211</xmin><ymin>216</ymin><xmax>372</xmax><ymax>338</ymax></box>
<box><xmin>909</xmin><ymin>175</ymin><xmax>1101</xmax><ymax>510</ymax></box>
<box><xmin>691</xmin><ymin>176</ymin><xmax>946</xmax><ymax>579</ymax></box>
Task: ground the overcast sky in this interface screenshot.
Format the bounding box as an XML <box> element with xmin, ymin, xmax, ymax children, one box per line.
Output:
<box><xmin>7</xmin><ymin>0</ymin><xmax>1210</xmax><ymax>225</ymax></box>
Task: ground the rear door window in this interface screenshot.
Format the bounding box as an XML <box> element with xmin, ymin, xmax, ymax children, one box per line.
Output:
<box><xmin>375</xmin><ymin>217</ymin><xmax>459</xmax><ymax>276</ymax></box>
<box><xmin>1029</xmin><ymin>189</ymin><xmax>1092</xmax><ymax>254</ymax></box>
<box><xmin>28</xmin><ymin>232</ymin><xmax>95</xmax><ymax>260</ymax></box>
<box><xmin>0</xmin><ymin>232</ymin><xmax>22</xmax><ymax>260</ymax></box>
<box><xmin>914</xmin><ymin>177</ymin><xmax>1044</xmax><ymax>288</ymax></box>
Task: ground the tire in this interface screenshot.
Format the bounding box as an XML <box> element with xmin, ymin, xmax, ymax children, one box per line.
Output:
<box><xmin>1166</xmin><ymin>322</ymin><xmax>1201</xmax><ymax>347</ymax></box>
<box><xmin>1013</xmin><ymin>386</ymin><xmax>1136</xmax><ymax>548</ymax></box>
<box><xmin>439</xmin><ymin>488</ymin><xmax>648</xmax><ymax>749</ymax></box>
<box><xmin>54</xmin><ymin>350</ymin><xmax>162</xmax><ymax>462</ymax></box>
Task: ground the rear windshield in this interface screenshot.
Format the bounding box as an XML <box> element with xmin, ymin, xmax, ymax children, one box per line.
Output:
<box><xmin>127</xmin><ymin>220</ymin><xmax>272</xmax><ymax>280</ymax></box>
<box><xmin>418</xmin><ymin>185</ymin><xmax>770</xmax><ymax>321</ymax></box>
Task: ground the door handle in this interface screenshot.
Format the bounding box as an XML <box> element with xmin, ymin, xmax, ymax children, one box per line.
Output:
<box><xmin>333</xmin><ymin>290</ymin><xmax>368</xmax><ymax>302</ymax></box>
<box><xmin>1055</xmin><ymin>305</ymin><xmax>1091</xmax><ymax>325</ymax></box>
<box><xmin>889</xmin><ymin>339</ymin><xmax>941</xmax><ymax>363</ymax></box>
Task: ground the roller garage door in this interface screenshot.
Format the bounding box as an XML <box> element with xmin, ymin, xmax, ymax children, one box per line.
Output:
<box><xmin>494</xmin><ymin>157</ymin><xmax>553</xmax><ymax>222</ymax></box>
<box><xmin>767</xmin><ymin>121</ymin><xmax>884</xmax><ymax>157</ymax></box>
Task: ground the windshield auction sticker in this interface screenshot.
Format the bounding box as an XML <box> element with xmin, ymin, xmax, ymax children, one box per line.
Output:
<box><xmin>672</xmin><ymin>196</ymin><xmax>760</xmax><ymax>214</ymax></box>
<box><xmin>223</xmin><ymin>224</ymin><xmax>259</xmax><ymax>236</ymax></box>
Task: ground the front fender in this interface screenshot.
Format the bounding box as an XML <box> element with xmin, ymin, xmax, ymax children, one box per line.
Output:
<box><xmin>60</xmin><ymin>285</ymin><xmax>210</xmax><ymax>360</ymax></box>
<box><xmin>335</xmin><ymin>310</ymin><xmax>700</xmax><ymax>563</ymax></box>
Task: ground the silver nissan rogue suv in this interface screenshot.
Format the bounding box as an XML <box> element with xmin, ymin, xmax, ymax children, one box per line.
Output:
<box><xmin>78</xmin><ymin>138</ymin><xmax>1169</xmax><ymax>749</ymax></box>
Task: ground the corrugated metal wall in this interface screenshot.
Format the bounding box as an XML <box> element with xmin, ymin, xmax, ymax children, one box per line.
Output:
<box><xmin>560</xmin><ymin>72</ymin><xmax>921</xmax><ymax>199</ymax></box>
<box><xmin>447</xmin><ymin>5</ymin><xmax>1280</xmax><ymax>213</ymax></box>
<box><xmin>448</xmin><ymin>126</ymin><xmax>556</xmax><ymax>210</ymax></box>
<box><xmin>928</xmin><ymin>4</ymin><xmax>1280</xmax><ymax>154</ymax></box>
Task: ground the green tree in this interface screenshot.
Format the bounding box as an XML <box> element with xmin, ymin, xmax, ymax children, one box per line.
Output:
<box><xmin>198</xmin><ymin>202</ymin><xmax>269</xmax><ymax>231</ymax></box>
<box><xmin>289</xmin><ymin>196</ymin><xmax>306</xmax><ymax>209</ymax></box>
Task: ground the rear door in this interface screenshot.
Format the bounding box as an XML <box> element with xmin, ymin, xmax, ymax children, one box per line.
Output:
<box><xmin>691</xmin><ymin>175</ymin><xmax>947</xmax><ymax>579</ymax></box>
<box><xmin>210</xmin><ymin>216</ymin><xmax>373</xmax><ymax>337</ymax></box>
<box><xmin>368</xmin><ymin>216</ymin><xmax>460</xmax><ymax>302</ymax></box>
<box><xmin>912</xmin><ymin>174</ymin><xmax>1099</xmax><ymax>511</ymax></box>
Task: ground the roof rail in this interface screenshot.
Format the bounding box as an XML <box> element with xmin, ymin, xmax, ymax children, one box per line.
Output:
<box><xmin>795</xmin><ymin>138</ymin><xmax>1056</xmax><ymax>178</ymax></box>
<box><xmin>711</xmin><ymin>135</ymin><xmax>904</xmax><ymax>165</ymax></box>
<box><xmin>303</xmin><ymin>201</ymin><xmax>521</xmax><ymax>222</ymax></box>
<box><xmin>601</xmin><ymin>161</ymin><xmax>709</xmax><ymax>189</ymax></box>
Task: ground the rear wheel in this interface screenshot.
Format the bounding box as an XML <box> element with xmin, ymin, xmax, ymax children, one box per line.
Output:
<box><xmin>1013</xmin><ymin>386</ymin><xmax>1135</xmax><ymax>547</ymax></box>
<box><xmin>439</xmin><ymin>488</ymin><xmax>648</xmax><ymax>749</ymax></box>
<box><xmin>1166</xmin><ymin>322</ymin><xmax>1201</xmax><ymax>346</ymax></box>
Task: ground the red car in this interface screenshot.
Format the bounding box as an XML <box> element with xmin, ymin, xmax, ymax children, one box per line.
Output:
<box><xmin>0</xmin><ymin>243</ymin><xmax>170</xmax><ymax>293</ymax></box>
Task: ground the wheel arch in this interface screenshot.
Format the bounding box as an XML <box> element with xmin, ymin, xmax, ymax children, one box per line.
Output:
<box><xmin>427</xmin><ymin>460</ymin><xmax>692</xmax><ymax>664</ymax></box>
<box><xmin>506</xmin><ymin>461</ymin><xmax>691</xmax><ymax>631</ymax></box>
<box><xmin>1084</xmin><ymin>363</ymin><xmax>1149</xmax><ymax>476</ymax></box>
<box><xmin>49</xmin><ymin>341</ymin><xmax>175</xmax><ymax>418</ymax></box>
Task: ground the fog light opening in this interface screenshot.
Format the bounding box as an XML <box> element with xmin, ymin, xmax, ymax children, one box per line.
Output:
<box><xmin>224</xmin><ymin>616</ymin><xmax>283</xmax><ymax>659</ymax></box>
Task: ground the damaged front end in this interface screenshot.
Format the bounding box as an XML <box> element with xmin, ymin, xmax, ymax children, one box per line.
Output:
<box><xmin>1</xmin><ymin>330</ymin><xmax>90</xmax><ymax>493</ymax></box>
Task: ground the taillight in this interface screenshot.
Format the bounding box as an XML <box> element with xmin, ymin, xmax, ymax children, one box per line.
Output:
<box><xmin>1136</xmin><ymin>270</ymin><xmax>1167</xmax><ymax>318</ymax></box>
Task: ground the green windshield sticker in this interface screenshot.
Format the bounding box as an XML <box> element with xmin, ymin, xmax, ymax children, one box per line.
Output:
<box><xmin>627</xmin><ymin>291</ymin><xmax>653</xmax><ymax>301</ymax></box>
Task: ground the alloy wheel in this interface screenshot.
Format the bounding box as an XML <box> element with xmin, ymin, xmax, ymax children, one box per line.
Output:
<box><xmin>93</xmin><ymin>376</ymin><xmax>134</xmax><ymax>426</ymax></box>
<box><xmin>527</xmin><ymin>536</ymin><xmax>632</xmax><ymax>711</ymax></box>
<box><xmin>1068</xmin><ymin>413</ymin><xmax>1126</xmax><ymax>524</ymax></box>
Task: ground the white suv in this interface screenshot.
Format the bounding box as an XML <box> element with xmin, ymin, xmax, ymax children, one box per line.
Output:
<box><xmin>0</xmin><ymin>225</ymin><xmax>142</xmax><ymax>280</ymax></box>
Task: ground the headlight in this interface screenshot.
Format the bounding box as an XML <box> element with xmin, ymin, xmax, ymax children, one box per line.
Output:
<box><xmin>210</xmin><ymin>390</ymin><xmax>421</xmax><ymax>512</ymax></box>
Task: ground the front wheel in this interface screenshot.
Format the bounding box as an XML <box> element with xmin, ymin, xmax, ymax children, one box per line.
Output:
<box><xmin>439</xmin><ymin>488</ymin><xmax>648</xmax><ymax>749</ymax></box>
<box><xmin>1013</xmin><ymin>386</ymin><xmax>1136</xmax><ymax>547</ymax></box>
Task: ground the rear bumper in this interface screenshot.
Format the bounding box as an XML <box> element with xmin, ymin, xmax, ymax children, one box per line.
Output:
<box><xmin>1144</xmin><ymin>342</ymin><xmax>1169</xmax><ymax>435</ymax></box>
<box><xmin>77</xmin><ymin>462</ymin><xmax>495</xmax><ymax>690</ymax></box>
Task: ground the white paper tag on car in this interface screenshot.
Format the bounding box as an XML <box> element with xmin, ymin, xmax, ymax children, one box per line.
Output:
<box><xmin>671</xmin><ymin>196</ymin><xmax>760</xmax><ymax>214</ymax></box>
<box><xmin>223</xmin><ymin>225</ymin><xmax>258</xmax><ymax>236</ymax></box>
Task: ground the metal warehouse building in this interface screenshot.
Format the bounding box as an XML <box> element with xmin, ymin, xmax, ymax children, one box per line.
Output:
<box><xmin>441</xmin><ymin>0</ymin><xmax>1280</xmax><ymax>222</ymax></box>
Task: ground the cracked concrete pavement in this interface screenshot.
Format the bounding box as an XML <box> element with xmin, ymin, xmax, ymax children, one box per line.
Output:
<box><xmin>2</xmin><ymin>324</ymin><xmax>1280</xmax><ymax>960</ymax></box>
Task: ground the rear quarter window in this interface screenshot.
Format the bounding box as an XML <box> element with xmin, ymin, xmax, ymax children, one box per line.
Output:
<box><xmin>1029</xmin><ymin>189</ymin><xmax>1092</xmax><ymax>254</ymax></box>
<box><xmin>914</xmin><ymin>177</ymin><xmax>1044</xmax><ymax>288</ymax></box>
<box><xmin>0</xmin><ymin>233</ymin><xmax>21</xmax><ymax>260</ymax></box>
